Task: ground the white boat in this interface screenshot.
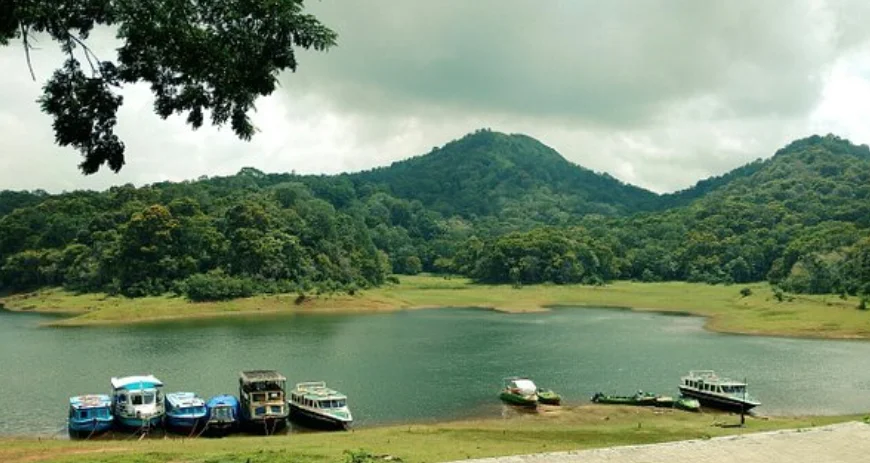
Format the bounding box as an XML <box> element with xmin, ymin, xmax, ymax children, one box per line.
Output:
<box><xmin>288</xmin><ymin>381</ymin><xmax>353</xmax><ymax>430</ymax></box>
<box><xmin>110</xmin><ymin>375</ymin><xmax>165</xmax><ymax>429</ymax></box>
<box><xmin>678</xmin><ymin>370</ymin><xmax>760</xmax><ymax>412</ymax></box>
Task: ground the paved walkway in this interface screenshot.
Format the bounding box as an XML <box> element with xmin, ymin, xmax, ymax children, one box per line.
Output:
<box><xmin>454</xmin><ymin>422</ymin><xmax>870</xmax><ymax>463</ymax></box>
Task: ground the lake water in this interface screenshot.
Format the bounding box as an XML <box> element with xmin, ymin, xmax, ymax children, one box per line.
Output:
<box><xmin>1</xmin><ymin>307</ymin><xmax>869</xmax><ymax>435</ymax></box>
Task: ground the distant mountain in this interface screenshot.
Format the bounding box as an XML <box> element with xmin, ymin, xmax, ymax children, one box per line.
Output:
<box><xmin>348</xmin><ymin>129</ymin><xmax>660</xmax><ymax>224</ymax></box>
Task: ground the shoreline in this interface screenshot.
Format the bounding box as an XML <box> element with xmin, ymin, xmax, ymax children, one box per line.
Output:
<box><xmin>1</xmin><ymin>275</ymin><xmax>868</xmax><ymax>340</ymax></box>
<box><xmin>0</xmin><ymin>406</ymin><xmax>862</xmax><ymax>463</ymax></box>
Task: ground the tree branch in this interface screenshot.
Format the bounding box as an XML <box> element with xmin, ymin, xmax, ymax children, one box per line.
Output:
<box><xmin>67</xmin><ymin>33</ymin><xmax>101</xmax><ymax>76</ymax></box>
<box><xmin>20</xmin><ymin>25</ymin><xmax>36</xmax><ymax>81</ymax></box>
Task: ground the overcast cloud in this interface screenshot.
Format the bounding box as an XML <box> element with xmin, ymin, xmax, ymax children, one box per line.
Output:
<box><xmin>1</xmin><ymin>0</ymin><xmax>870</xmax><ymax>193</ymax></box>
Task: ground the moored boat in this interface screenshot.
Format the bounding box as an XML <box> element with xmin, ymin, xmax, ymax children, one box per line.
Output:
<box><xmin>110</xmin><ymin>375</ymin><xmax>165</xmax><ymax>431</ymax></box>
<box><xmin>204</xmin><ymin>395</ymin><xmax>241</xmax><ymax>436</ymax></box>
<box><xmin>68</xmin><ymin>394</ymin><xmax>114</xmax><ymax>438</ymax></box>
<box><xmin>591</xmin><ymin>391</ymin><xmax>658</xmax><ymax>406</ymax></box>
<box><xmin>288</xmin><ymin>381</ymin><xmax>353</xmax><ymax>430</ymax></box>
<box><xmin>164</xmin><ymin>392</ymin><xmax>208</xmax><ymax>434</ymax></box>
<box><xmin>678</xmin><ymin>370</ymin><xmax>760</xmax><ymax>413</ymax></box>
<box><xmin>654</xmin><ymin>395</ymin><xmax>675</xmax><ymax>408</ymax></box>
<box><xmin>536</xmin><ymin>388</ymin><xmax>562</xmax><ymax>405</ymax></box>
<box><xmin>499</xmin><ymin>377</ymin><xmax>538</xmax><ymax>407</ymax></box>
<box><xmin>239</xmin><ymin>370</ymin><xmax>289</xmax><ymax>433</ymax></box>
<box><xmin>675</xmin><ymin>396</ymin><xmax>701</xmax><ymax>412</ymax></box>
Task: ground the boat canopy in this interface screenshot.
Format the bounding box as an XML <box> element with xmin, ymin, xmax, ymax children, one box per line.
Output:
<box><xmin>240</xmin><ymin>370</ymin><xmax>286</xmax><ymax>383</ymax></box>
<box><xmin>70</xmin><ymin>394</ymin><xmax>111</xmax><ymax>409</ymax></box>
<box><xmin>683</xmin><ymin>370</ymin><xmax>747</xmax><ymax>386</ymax></box>
<box><xmin>110</xmin><ymin>375</ymin><xmax>163</xmax><ymax>390</ymax></box>
<box><xmin>508</xmin><ymin>379</ymin><xmax>537</xmax><ymax>394</ymax></box>
<box><xmin>292</xmin><ymin>382</ymin><xmax>347</xmax><ymax>401</ymax></box>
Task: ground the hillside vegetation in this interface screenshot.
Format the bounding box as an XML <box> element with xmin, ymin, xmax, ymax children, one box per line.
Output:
<box><xmin>0</xmin><ymin>130</ymin><xmax>869</xmax><ymax>302</ymax></box>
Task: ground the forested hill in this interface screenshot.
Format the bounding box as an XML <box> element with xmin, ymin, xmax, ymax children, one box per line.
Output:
<box><xmin>0</xmin><ymin>132</ymin><xmax>868</xmax><ymax>301</ymax></box>
<box><xmin>348</xmin><ymin>129</ymin><xmax>660</xmax><ymax>221</ymax></box>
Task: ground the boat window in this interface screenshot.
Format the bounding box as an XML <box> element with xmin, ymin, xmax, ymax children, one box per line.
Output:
<box><xmin>252</xmin><ymin>393</ymin><xmax>266</xmax><ymax>402</ymax></box>
<box><xmin>270</xmin><ymin>405</ymin><xmax>283</xmax><ymax>414</ymax></box>
<box><xmin>97</xmin><ymin>408</ymin><xmax>109</xmax><ymax>418</ymax></box>
<box><xmin>80</xmin><ymin>409</ymin><xmax>90</xmax><ymax>419</ymax></box>
<box><xmin>319</xmin><ymin>400</ymin><xmax>329</xmax><ymax>408</ymax></box>
<box><xmin>268</xmin><ymin>392</ymin><xmax>281</xmax><ymax>400</ymax></box>
<box><xmin>337</xmin><ymin>399</ymin><xmax>346</xmax><ymax>408</ymax></box>
<box><xmin>143</xmin><ymin>392</ymin><xmax>155</xmax><ymax>405</ymax></box>
<box><xmin>132</xmin><ymin>394</ymin><xmax>143</xmax><ymax>405</ymax></box>
<box><xmin>255</xmin><ymin>406</ymin><xmax>266</xmax><ymax>416</ymax></box>
<box><xmin>118</xmin><ymin>394</ymin><xmax>127</xmax><ymax>403</ymax></box>
<box><xmin>195</xmin><ymin>406</ymin><xmax>206</xmax><ymax>415</ymax></box>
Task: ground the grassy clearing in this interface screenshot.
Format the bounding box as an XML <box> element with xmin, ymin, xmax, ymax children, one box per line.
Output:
<box><xmin>2</xmin><ymin>275</ymin><xmax>869</xmax><ymax>339</ymax></box>
<box><xmin>0</xmin><ymin>406</ymin><xmax>860</xmax><ymax>463</ymax></box>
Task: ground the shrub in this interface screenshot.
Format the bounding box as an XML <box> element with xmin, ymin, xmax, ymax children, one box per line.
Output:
<box><xmin>859</xmin><ymin>298</ymin><xmax>867</xmax><ymax>311</ymax></box>
<box><xmin>183</xmin><ymin>270</ymin><xmax>258</xmax><ymax>302</ymax></box>
<box><xmin>739</xmin><ymin>287</ymin><xmax>752</xmax><ymax>297</ymax></box>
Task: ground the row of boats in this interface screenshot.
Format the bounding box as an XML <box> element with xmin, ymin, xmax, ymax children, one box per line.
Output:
<box><xmin>68</xmin><ymin>370</ymin><xmax>352</xmax><ymax>438</ymax></box>
<box><xmin>499</xmin><ymin>370</ymin><xmax>761</xmax><ymax>414</ymax></box>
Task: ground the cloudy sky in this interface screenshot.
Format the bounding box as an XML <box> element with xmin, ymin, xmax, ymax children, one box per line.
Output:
<box><xmin>2</xmin><ymin>0</ymin><xmax>870</xmax><ymax>194</ymax></box>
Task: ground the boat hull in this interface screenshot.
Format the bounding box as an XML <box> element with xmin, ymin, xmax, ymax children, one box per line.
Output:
<box><xmin>68</xmin><ymin>418</ymin><xmax>114</xmax><ymax>438</ymax></box>
<box><xmin>165</xmin><ymin>415</ymin><xmax>207</xmax><ymax>434</ymax></box>
<box><xmin>674</xmin><ymin>397</ymin><xmax>701</xmax><ymax>412</ymax></box>
<box><xmin>202</xmin><ymin>419</ymin><xmax>239</xmax><ymax>437</ymax></box>
<box><xmin>499</xmin><ymin>392</ymin><xmax>537</xmax><ymax>407</ymax></box>
<box><xmin>115</xmin><ymin>414</ymin><xmax>163</xmax><ymax>430</ymax></box>
<box><xmin>240</xmin><ymin>416</ymin><xmax>288</xmax><ymax>434</ymax></box>
<box><xmin>678</xmin><ymin>387</ymin><xmax>759</xmax><ymax>412</ymax></box>
<box><xmin>289</xmin><ymin>404</ymin><xmax>352</xmax><ymax>430</ymax></box>
<box><xmin>592</xmin><ymin>393</ymin><xmax>657</xmax><ymax>406</ymax></box>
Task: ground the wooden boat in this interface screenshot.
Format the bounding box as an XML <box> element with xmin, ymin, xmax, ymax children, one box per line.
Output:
<box><xmin>654</xmin><ymin>395</ymin><xmax>675</xmax><ymax>408</ymax></box>
<box><xmin>164</xmin><ymin>392</ymin><xmax>208</xmax><ymax>434</ymax></box>
<box><xmin>239</xmin><ymin>370</ymin><xmax>288</xmax><ymax>433</ymax></box>
<box><xmin>288</xmin><ymin>381</ymin><xmax>353</xmax><ymax>430</ymax></box>
<box><xmin>675</xmin><ymin>396</ymin><xmax>701</xmax><ymax>412</ymax></box>
<box><xmin>204</xmin><ymin>395</ymin><xmax>241</xmax><ymax>436</ymax></box>
<box><xmin>678</xmin><ymin>370</ymin><xmax>760</xmax><ymax>412</ymax></box>
<box><xmin>536</xmin><ymin>388</ymin><xmax>562</xmax><ymax>405</ymax></box>
<box><xmin>68</xmin><ymin>394</ymin><xmax>113</xmax><ymax>438</ymax></box>
<box><xmin>499</xmin><ymin>377</ymin><xmax>538</xmax><ymax>407</ymax></box>
<box><xmin>591</xmin><ymin>391</ymin><xmax>658</xmax><ymax>406</ymax></box>
<box><xmin>110</xmin><ymin>375</ymin><xmax>165</xmax><ymax>430</ymax></box>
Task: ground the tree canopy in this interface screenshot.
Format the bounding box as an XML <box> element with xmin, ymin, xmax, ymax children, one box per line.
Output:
<box><xmin>2</xmin><ymin>0</ymin><xmax>336</xmax><ymax>174</ymax></box>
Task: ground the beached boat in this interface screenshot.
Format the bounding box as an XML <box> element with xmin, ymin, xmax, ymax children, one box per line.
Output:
<box><xmin>499</xmin><ymin>377</ymin><xmax>538</xmax><ymax>407</ymax></box>
<box><xmin>675</xmin><ymin>396</ymin><xmax>701</xmax><ymax>412</ymax></box>
<box><xmin>654</xmin><ymin>395</ymin><xmax>675</xmax><ymax>408</ymax></box>
<box><xmin>591</xmin><ymin>391</ymin><xmax>658</xmax><ymax>406</ymax></box>
<box><xmin>288</xmin><ymin>381</ymin><xmax>353</xmax><ymax>430</ymax></box>
<box><xmin>204</xmin><ymin>395</ymin><xmax>241</xmax><ymax>436</ymax></box>
<box><xmin>110</xmin><ymin>375</ymin><xmax>165</xmax><ymax>430</ymax></box>
<box><xmin>164</xmin><ymin>392</ymin><xmax>208</xmax><ymax>434</ymax></box>
<box><xmin>68</xmin><ymin>394</ymin><xmax>114</xmax><ymax>438</ymax></box>
<box><xmin>239</xmin><ymin>370</ymin><xmax>288</xmax><ymax>433</ymax></box>
<box><xmin>678</xmin><ymin>370</ymin><xmax>760</xmax><ymax>412</ymax></box>
<box><xmin>536</xmin><ymin>388</ymin><xmax>562</xmax><ymax>405</ymax></box>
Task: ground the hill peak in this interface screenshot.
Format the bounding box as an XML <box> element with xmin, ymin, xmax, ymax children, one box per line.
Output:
<box><xmin>774</xmin><ymin>134</ymin><xmax>870</xmax><ymax>159</ymax></box>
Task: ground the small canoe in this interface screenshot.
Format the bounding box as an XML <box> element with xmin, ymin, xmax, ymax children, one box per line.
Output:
<box><xmin>675</xmin><ymin>396</ymin><xmax>701</xmax><ymax>412</ymax></box>
<box><xmin>537</xmin><ymin>389</ymin><xmax>562</xmax><ymax>405</ymax></box>
<box><xmin>591</xmin><ymin>391</ymin><xmax>658</xmax><ymax>406</ymax></box>
<box><xmin>654</xmin><ymin>396</ymin><xmax>675</xmax><ymax>408</ymax></box>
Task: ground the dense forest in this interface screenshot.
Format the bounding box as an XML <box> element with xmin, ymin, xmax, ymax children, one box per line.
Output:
<box><xmin>1</xmin><ymin>130</ymin><xmax>869</xmax><ymax>301</ymax></box>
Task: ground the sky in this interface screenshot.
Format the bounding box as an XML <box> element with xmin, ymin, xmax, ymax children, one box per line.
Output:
<box><xmin>2</xmin><ymin>0</ymin><xmax>870</xmax><ymax>194</ymax></box>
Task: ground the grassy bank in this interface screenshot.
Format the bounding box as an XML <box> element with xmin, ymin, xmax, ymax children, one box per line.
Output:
<box><xmin>0</xmin><ymin>406</ymin><xmax>861</xmax><ymax>463</ymax></box>
<box><xmin>2</xmin><ymin>275</ymin><xmax>868</xmax><ymax>339</ymax></box>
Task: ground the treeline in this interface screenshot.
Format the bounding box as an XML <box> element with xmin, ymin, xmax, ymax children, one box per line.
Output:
<box><xmin>1</xmin><ymin>132</ymin><xmax>869</xmax><ymax>300</ymax></box>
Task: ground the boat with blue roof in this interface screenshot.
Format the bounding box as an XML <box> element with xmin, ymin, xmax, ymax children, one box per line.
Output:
<box><xmin>68</xmin><ymin>394</ymin><xmax>114</xmax><ymax>438</ymax></box>
<box><xmin>288</xmin><ymin>381</ymin><xmax>353</xmax><ymax>430</ymax></box>
<box><xmin>164</xmin><ymin>392</ymin><xmax>208</xmax><ymax>434</ymax></box>
<box><xmin>110</xmin><ymin>375</ymin><xmax>165</xmax><ymax>430</ymax></box>
<box><xmin>204</xmin><ymin>394</ymin><xmax>241</xmax><ymax>436</ymax></box>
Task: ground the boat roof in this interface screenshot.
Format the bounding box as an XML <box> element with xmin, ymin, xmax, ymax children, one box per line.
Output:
<box><xmin>239</xmin><ymin>370</ymin><xmax>286</xmax><ymax>383</ymax></box>
<box><xmin>504</xmin><ymin>377</ymin><xmax>537</xmax><ymax>391</ymax></box>
<box><xmin>166</xmin><ymin>392</ymin><xmax>205</xmax><ymax>408</ymax></box>
<box><xmin>206</xmin><ymin>395</ymin><xmax>239</xmax><ymax>407</ymax></box>
<box><xmin>110</xmin><ymin>375</ymin><xmax>163</xmax><ymax>390</ymax></box>
<box><xmin>69</xmin><ymin>394</ymin><xmax>111</xmax><ymax>409</ymax></box>
<box><xmin>682</xmin><ymin>370</ymin><xmax>747</xmax><ymax>386</ymax></box>
<box><xmin>291</xmin><ymin>381</ymin><xmax>347</xmax><ymax>400</ymax></box>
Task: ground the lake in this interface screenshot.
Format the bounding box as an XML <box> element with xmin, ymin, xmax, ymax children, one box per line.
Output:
<box><xmin>1</xmin><ymin>307</ymin><xmax>868</xmax><ymax>435</ymax></box>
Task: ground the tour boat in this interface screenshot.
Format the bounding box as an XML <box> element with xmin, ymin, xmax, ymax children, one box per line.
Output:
<box><xmin>239</xmin><ymin>370</ymin><xmax>289</xmax><ymax>433</ymax></box>
<box><xmin>678</xmin><ymin>370</ymin><xmax>760</xmax><ymax>412</ymax></box>
<box><xmin>288</xmin><ymin>381</ymin><xmax>353</xmax><ymax>430</ymax></box>
<box><xmin>204</xmin><ymin>394</ymin><xmax>241</xmax><ymax>436</ymax></box>
<box><xmin>164</xmin><ymin>392</ymin><xmax>208</xmax><ymax>433</ymax></box>
<box><xmin>68</xmin><ymin>394</ymin><xmax>114</xmax><ymax>438</ymax></box>
<box><xmin>110</xmin><ymin>375</ymin><xmax>165</xmax><ymax>430</ymax></box>
<box><xmin>499</xmin><ymin>377</ymin><xmax>538</xmax><ymax>407</ymax></box>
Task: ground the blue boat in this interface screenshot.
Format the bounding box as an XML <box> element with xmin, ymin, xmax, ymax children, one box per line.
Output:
<box><xmin>204</xmin><ymin>395</ymin><xmax>241</xmax><ymax>436</ymax></box>
<box><xmin>110</xmin><ymin>375</ymin><xmax>165</xmax><ymax>430</ymax></box>
<box><xmin>68</xmin><ymin>394</ymin><xmax>114</xmax><ymax>438</ymax></box>
<box><xmin>164</xmin><ymin>392</ymin><xmax>208</xmax><ymax>434</ymax></box>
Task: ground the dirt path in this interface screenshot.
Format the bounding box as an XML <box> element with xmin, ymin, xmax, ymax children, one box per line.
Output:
<box><xmin>454</xmin><ymin>421</ymin><xmax>870</xmax><ymax>463</ymax></box>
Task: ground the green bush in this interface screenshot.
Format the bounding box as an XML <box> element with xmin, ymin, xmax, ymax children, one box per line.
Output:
<box><xmin>740</xmin><ymin>287</ymin><xmax>752</xmax><ymax>297</ymax></box>
<box><xmin>183</xmin><ymin>270</ymin><xmax>258</xmax><ymax>302</ymax></box>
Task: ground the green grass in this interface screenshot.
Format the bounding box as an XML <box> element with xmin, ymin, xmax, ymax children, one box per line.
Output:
<box><xmin>2</xmin><ymin>275</ymin><xmax>869</xmax><ymax>339</ymax></box>
<box><xmin>0</xmin><ymin>406</ymin><xmax>860</xmax><ymax>463</ymax></box>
